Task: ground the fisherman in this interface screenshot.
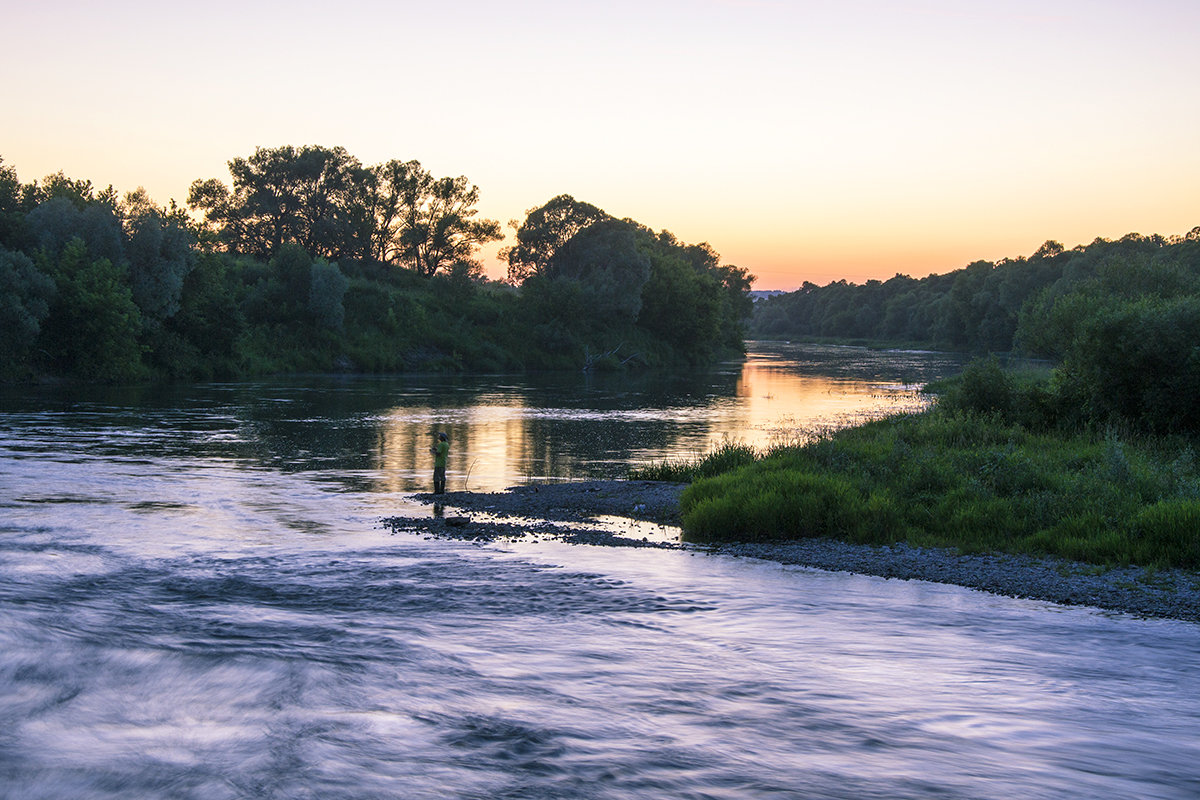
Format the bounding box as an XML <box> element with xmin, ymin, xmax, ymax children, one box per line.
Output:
<box><xmin>431</xmin><ymin>432</ymin><xmax>449</xmax><ymax>494</ymax></box>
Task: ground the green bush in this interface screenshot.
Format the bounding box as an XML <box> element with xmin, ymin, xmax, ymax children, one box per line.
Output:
<box><xmin>942</xmin><ymin>356</ymin><xmax>1012</xmax><ymax>416</ymax></box>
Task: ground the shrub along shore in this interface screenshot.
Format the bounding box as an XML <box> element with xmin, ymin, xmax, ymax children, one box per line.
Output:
<box><xmin>633</xmin><ymin>360</ymin><xmax>1200</xmax><ymax>575</ymax></box>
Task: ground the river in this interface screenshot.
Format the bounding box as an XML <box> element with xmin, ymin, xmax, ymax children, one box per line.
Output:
<box><xmin>2</xmin><ymin>343</ymin><xmax>1198</xmax><ymax>799</ymax></box>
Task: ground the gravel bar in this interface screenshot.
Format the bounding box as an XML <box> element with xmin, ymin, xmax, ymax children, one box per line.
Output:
<box><xmin>382</xmin><ymin>479</ymin><xmax>1200</xmax><ymax>623</ymax></box>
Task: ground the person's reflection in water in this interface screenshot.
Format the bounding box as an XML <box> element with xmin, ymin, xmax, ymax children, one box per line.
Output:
<box><xmin>432</xmin><ymin>502</ymin><xmax>444</xmax><ymax>519</ymax></box>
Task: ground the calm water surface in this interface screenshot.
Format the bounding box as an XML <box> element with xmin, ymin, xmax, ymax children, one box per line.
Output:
<box><xmin>2</xmin><ymin>343</ymin><xmax>1198</xmax><ymax>799</ymax></box>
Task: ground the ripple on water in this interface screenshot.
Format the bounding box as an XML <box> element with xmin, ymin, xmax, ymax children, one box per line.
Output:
<box><xmin>3</xmin><ymin>355</ymin><xmax>1200</xmax><ymax>800</ymax></box>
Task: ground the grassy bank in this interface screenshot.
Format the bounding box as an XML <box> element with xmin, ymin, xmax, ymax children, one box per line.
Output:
<box><xmin>634</xmin><ymin>408</ymin><xmax>1200</xmax><ymax>572</ymax></box>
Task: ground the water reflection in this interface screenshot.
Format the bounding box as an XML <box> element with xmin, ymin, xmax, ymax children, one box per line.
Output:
<box><xmin>358</xmin><ymin>343</ymin><xmax>962</xmax><ymax>493</ymax></box>
<box><xmin>7</xmin><ymin>343</ymin><xmax>1200</xmax><ymax>800</ymax></box>
<box><xmin>0</xmin><ymin>343</ymin><xmax>964</xmax><ymax>496</ymax></box>
<box><xmin>732</xmin><ymin>358</ymin><xmax>939</xmax><ymax>446</ymax></box>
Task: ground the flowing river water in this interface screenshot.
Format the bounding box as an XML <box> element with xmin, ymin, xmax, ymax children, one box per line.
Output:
<box><xmin>2</xmin><ymin>343</ymin><xmax>1198</xmax><ymax>799</ymax></box>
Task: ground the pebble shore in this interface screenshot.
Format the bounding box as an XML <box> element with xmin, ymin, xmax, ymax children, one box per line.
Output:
<box><xmin>381</xmin><ymin>479</ymin><xmax>1200</xmax><ymax>623</ymax></box>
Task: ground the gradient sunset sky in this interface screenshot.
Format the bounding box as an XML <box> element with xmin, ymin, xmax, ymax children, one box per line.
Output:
<box><xmin>4</xmin><ymin>0</ymin><xmax>1197</xmax><ymax>289</ymax></box>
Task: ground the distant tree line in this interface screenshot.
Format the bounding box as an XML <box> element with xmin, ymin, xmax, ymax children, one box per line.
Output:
<box><xmin>0</xmin><ymin>148</ymin><xmax>752</xmax><ymax>383</ymax></box>
<box><xmin>754</xmin><ymin>231</ymin><xmax>1200</xmax><ymax>433</ymax></box>
<box><xmin>753</xmin><ymin>234</ymin><xmax>1200</xmax><ymax>354</ymax></box>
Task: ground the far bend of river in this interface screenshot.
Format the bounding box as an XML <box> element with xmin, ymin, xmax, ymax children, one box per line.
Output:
<box><xmin>2</xmin><ymin>342</ymin><xmax>1198</xmax><ymax>799</ymax></box>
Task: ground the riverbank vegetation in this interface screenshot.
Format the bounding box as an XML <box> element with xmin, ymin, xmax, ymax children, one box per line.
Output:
<box><xmin>674</xmin><ymin>411</ymin><xmax>1200</xmax><ymax>570</ymax></box>
<box><xmin>751</xmin><ymin>231</ymin><xmax>1200</xmax><ymax>356</ymax></box>
<box><xmin>641</xmin><ymin>235</ymin><xmax>1200</xmax><ymax>570</ymax></box>
<box><xmin>0</xmin><ymin>149</ymin><xmax>751</xmax><ymax>383</ymax></box>
<box><xmin>635</xmin><ymin>355</ymin><xmax>1200</xmax><ymax>570</ymax></box>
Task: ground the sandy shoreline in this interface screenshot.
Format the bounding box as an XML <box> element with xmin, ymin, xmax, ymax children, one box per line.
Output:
<box><xmin>380</xmin><ymin>479</ymin><xmax>1200</xmax><ymax>623</ymax></box>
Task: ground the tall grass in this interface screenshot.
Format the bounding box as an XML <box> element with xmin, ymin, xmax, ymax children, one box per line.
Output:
<box><xmin>629</xmin><ymin>438</ymin><xmax>758</xmax><ymax>483</ymax></box>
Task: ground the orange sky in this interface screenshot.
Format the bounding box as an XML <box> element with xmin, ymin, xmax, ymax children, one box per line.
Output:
<box><xmin>4</xmin><ymin>0</ymin><xmax>1197</xmax><ymax>290</ymax></box>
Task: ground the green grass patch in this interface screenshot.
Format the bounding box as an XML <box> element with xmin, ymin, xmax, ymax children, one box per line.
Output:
<box><xmin>682</xmin><ymin>469</ymin><xmax>874</xmax><ymax>543</ymax></box>
<box><xmin>672</xmin><ymin>409</ymin><xmax>1200</xmax><ymax>571</ymax></box>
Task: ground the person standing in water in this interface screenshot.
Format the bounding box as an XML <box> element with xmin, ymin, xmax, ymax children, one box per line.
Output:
<box><xmin>431</xmin><ymin>432</ymin><xmax>449</xmax><ymax>494</ymax></box>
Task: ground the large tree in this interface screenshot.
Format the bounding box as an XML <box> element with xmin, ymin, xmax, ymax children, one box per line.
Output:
<box><xmin>351</xmin><ymin>159</ymin><xmax>420</xmax><ymax>265</ymax></box>
<box><xmin>188</xmin><ymin>145</ymin><xmax>364</xmax><ymax>260</ymax></box>
<box><xmin>188</xmin><ymin>146</ymin><xmax>500</xmax><ymax>276</ymax></box>
<box><xmin>512</xmin><ymin>194</ymin><xmax>754</xmax><ymax>361</ymax></box>
<box><xmin>0</xmin><ymin>246</ymin><xmax>55</xmax><ymax>366</ymax></box>
<box><xmin>546</xmin><ymin>218</ymin><xmax>650</xmax><ymax>322</ymax></box>
<box><xmin>37</xmin><ymin>237</ymin><xmax>144</xmax><ymax>381</ymax></box>
<box><xmin>0</xmin><ymin>158</ymin><xmax>24</xmax><ymax>250</ymax></box>
<box><xmin>393</xmin><ymin>171</ymin><xmax>502</xmax><ymax>277</ymax></box>
<box><xmin>501</xmin><ymin>194</ymin><xmax>608</xmax><ymax>283</ymax></box>
<box><xmin>121</xmin><ymin>188</ymin><xmax>196</xmax><ymax>327</ymax></box>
